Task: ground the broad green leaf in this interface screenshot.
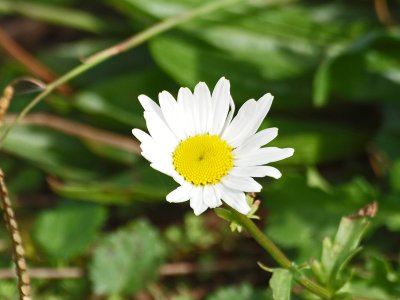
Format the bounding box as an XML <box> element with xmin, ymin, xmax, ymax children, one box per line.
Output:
<box><xmin>73</xmin><ymin>69</ymin><xmax>175</xmax><ymax>127</ymax></box>
<box><xmin>270</xmin><ymin>269</ymin><xmax>292</xmax><ymax>300</ymax></box>
<box><xmin>3</xmin><ymin>125</ymin><xmax>102</xmax><ymax>181</ymax></box>
<box><xmin>34</xmin><ymin>202</ymin><xmax>107</xmax><ymax>261</ymax></box>
<box><xmin>150</xmin><ymin>35</ymin><xmax>313</xmax><ymax>110</ymax></box>
<box><xmin>313</xmin><ymin>30</ymin><xmax>400</xmax><ymax>106</ymax></box>
<box><xmin>90</xmin><ymin>219</ymin><xmax>167</xmax><ymax>295</ymax></box>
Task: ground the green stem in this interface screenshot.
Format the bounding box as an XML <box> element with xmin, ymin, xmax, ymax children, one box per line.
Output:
<box><xmin>227</xmin><ymin>207</ymin><xmax>332</xmax><ymax>300</ymax></box>
<box><xmin>0</xmin><ymin>0</ymin><xmax>241</xmax><ymax>147</ymax></box>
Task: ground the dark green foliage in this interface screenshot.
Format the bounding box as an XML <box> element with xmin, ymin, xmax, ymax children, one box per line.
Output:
<box><xmin>0</xmin><ymin>0</ymin><xmax>399</xmax><ymax>298</ymax></box>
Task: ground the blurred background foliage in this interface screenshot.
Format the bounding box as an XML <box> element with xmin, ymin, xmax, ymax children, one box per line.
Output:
<box><xmin>0</xmin><ymin>0</ymin><xmax>399</xmax><ymax>299</ymax></box>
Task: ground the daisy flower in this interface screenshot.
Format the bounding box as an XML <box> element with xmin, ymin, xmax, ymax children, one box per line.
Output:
<box><xmin>132</xmin><ymin>77</ymin><xmax>294</xmax><ymax>215</ymax></box>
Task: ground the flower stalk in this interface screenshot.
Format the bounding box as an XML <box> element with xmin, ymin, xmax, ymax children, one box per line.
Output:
<box><xmin>226</xmin><ymin>206</ymin><xmax>332</xmax><ymax>300</ymax></box>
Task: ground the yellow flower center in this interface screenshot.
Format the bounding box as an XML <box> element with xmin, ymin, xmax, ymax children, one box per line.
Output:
<box><xmin>173</xmin><ymin>134</ymin><xmax>234</xmax><ymax>186</ymax></box>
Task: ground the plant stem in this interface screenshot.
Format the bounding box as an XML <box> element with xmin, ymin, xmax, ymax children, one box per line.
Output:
<box><xmin>0</xmin><ymin>0</ymin><xmax>241</xmax><ymax>148</ymax></box>
<box><xmin>227</xmin><ymin>207</ymin><xmax>332</xmax><ymax>299</ymax></box>
<box><xmin>0</xmin><ymin>170</ymin><xmax>32</xmax><ymax>300</ymax></box>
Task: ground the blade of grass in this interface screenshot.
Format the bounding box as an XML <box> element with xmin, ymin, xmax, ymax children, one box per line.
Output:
<box><xmin>0</xmin><ymin>0</ymin><xmax>110</xmax><ymax>33</ymax></box>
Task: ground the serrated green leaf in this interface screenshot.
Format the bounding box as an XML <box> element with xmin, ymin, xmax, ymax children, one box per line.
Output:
<box><xmin>270</xmin><ymin>269</ymin><xmax>292</xmax><ymax>300</ymax></box>
<box><xmin>90</xmin><ymin>219</ymin><xmax>167</xmax><ymax>295</ymax></box>
<box><xmin>34</xmin><ymin>202</ymin><xmax>107</xmax><ymax>261</ymax></box>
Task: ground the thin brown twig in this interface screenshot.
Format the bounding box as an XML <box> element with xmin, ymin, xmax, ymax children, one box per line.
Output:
<box><xmin>374</xmin><ymin>0</ymin><xmax>397</xmax><ymax>28</ymax></box>
<box><xmin>4</xmin><ymin>113</ymin><xmax>141</xmax><ymax>154</ymax></box>
<box><xmin>0</xmin><ymin>260</ymin><xmax>254</xmax><ymax>280</ymax></box>
<box><xmin>0</xmin><ymin>170</ymin><xmax>32</xmax><ymax>300</ymax></box>
<box><xmin>0</xmin><ymin>26</ymin><xmax>72</xmax><ymax>95</ymax></box>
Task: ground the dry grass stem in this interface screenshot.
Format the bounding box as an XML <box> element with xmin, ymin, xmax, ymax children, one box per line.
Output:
<box><xmin>0</xmin><ymin>27</ymin><xmax>72</xmax><ymax>95</ymax></box>
<box><xmin>0</xmin><ymin>170</ymin><xmax>32</xmax><ymax>300</ymax></box>
<box><xmin>0</xmin><ymin>85</ymin><xmax>14</xmax><ymax>125</ymax></box>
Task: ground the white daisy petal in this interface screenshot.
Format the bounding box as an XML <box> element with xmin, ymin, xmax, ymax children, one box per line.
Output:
<box><xmin>222</xmin><ymin>175</ymin><xmax>262</xmax><ymax>192</ymax></box>
<box><xmin>132</xmin><ymin>128</ymin><xmax>152</xmax><ymax>144</ymax></box>
<box><xmin>194</xmin><ymin>82</ymin><xmax>212</xmax><ymax>134</ymax></box>
<box><xmin>203</xmin><ymin>185</ymin><xmax>222</xmax><ymax>208</ymax></box>
<box><xmin>143</xmin><ymin>111</ymin><xmax>178</xmax><ymax>152</ymax></box>
<box><xmin>134</xmin><ymin>130</ymin><xmax>173</xmax><ymax>170</ymax></box>
<box><xmin>221</xmin><ymin>95</ymin><xmax>235</xmax><ymax>135</ymax></box>
<box><xmin>150</xmin><ymin>161</ymin><xmax>175</xmax><ymax>177</ymax></box>
<box><xmin>223</xmin><ymin>94</ymin><xmax>273</xmax><ymax>148</ymax></box>
<box><xmin>229</xmin><ymin>166</ymin><xmax>282</xmax><ymax>179</ymax></box>
<box><xmin>222</xmin><ymin>99</ymin><xmax>257</xmax><ymax>146</ymax></box>
<box><xmin>138</xmin><ymin>94</ymin><xmax>164</xmax><ymax>119</ymax></box>
<box><xmin>167</xmin><ymin>183</ymin><xmax>194</xmax><ymax>203</ymax></box>
<box><xmin>210</xmin><ymin>77</ymin><xmax>232</xmax><ymax>135</ymax></box>
<box><xmin>235</xmin><ymin>147</ymin><xmax>295</xmax><ymax>167</ymax></box>
<box><xmin>190</xmin><ymin>187</ymin><xmax>208</xmax><ymax>215</ymax></box>
<box><xmin>159</xmin><ymin>91</ymin><xmax>186</xmax><ymax>140</ymax></box>
<box><xmin>233</xmin><ymin>127</ymin><xmax>278</xmax><ymax>156</ymax></box>
<box><xmin>141</xmin><ymin>146</ymin><xmax>170</xmax><ymax>164</ymax></box>
<box><xmin>218</xmin><ymin>184</ymin><xmax>251</xmax><ymax>214</ymax></box>
<box><xmin>177</xmin><ymin>87</ymin><xmax>196</xmax><ymax>137</ymax></box>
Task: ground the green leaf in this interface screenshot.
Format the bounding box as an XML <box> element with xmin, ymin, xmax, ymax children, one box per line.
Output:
<box><xmin>0</xmin><ymin>0</ymin><xmax>111</xmax><ymax>33</ymax></box>
<box><xmin>49</xmin><ymin>168</ymin><xmax>175</xmax><ymax>204</ymax></box>
<box><xmin>90</xmin><ymin>219</ymin><xmax>167</xmax><ymax>295</ymax></box>
<box><xmin>150</xmin><ymin>35</ymin><xmax>313</xmax><ymax>110</ymax></box>
<box><xmin>270</xmin><ymin>269</ymin><xmax>292</xmax><ymax>300</ymax></box>
<box><xmin>313</xmin><ymin>30</ymin><xmax>400</xmax><ymax>106</ymax></box>
<box><xmin>311</xmin><ymin>204</ymin><xmax>374</xmax><ymax>290</ymax></box>
<box><xmin>207</xmin><ymin>283</ymin><xmax>271</xmax><ymax>300</ymax></box>
<box><xmin>73</xmin><ymin>69</ymin><xmax>174</xmax><ymax>128</ymax></box>
<box><xmin>264</xmin><ymin>175</ymin><xmax>378</xmax><ymax>261</ymax></box>
<box><xmin>389</xmin><ymin>160</ymin><xmax>400</xmax><ymax>193</ymax></box>
<box><xmin>34</xmin><ymin>202</ymin><xmax>107</xmax><ymax>261</ymax></box>
<box><xmin>3</xmin><ymin>125</ymin><xmax>103</xmax><ymax>181</ymax></box>
<box><xmin>313</xmin><ymin>58</ymin><xmax>333</xmax><ymax>107</ymax></box>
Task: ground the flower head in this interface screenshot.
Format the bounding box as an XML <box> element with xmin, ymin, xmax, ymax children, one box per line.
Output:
<box><xmin>132</xmin><ymin>77</ymin><xmax>294</xmax><ymax>215</ymax></box>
